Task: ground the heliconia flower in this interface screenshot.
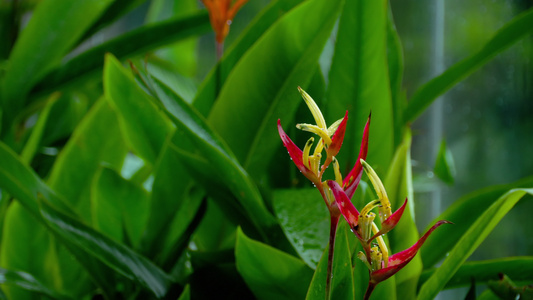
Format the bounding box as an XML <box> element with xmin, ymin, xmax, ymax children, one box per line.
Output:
<box><xmin>368</xmin><ymin>220</ymin><xmax>452</xmax><ymax>284</ymax></box>
<box><xmin>342</xmin><ymin>113</ymin><xmax>371</xmax><ymax>200</ymax></box>
<box><xmin>202</xmin><ymin>0</ymin><xmax>248</xmax><ymax>44</ymax></box>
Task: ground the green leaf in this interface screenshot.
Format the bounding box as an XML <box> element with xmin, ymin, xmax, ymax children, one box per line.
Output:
<box><xmin>420</xmin><ymin>176</ymin><xmax>533</xmax><ymax>268</ymax></box>
<box><xmin>47</xmin><ymin>98</ymin><xmax>128</xmax><ymax>222</ymax></box>
<box><xmin>235</xmin><ymin>227</ymin><xmax>313</xmax><ymax>300</ymax></box>
<box><xmin>325</xmin><ymin>0</ymin><xmax>393</xmax><ymax>173</ymax></box>
<box><xmin>384</xmin><ymin>130</ymin><xmax>420</xmax><ymax>298</ymax></box>
<box><xmin>91</xmin><ymin>167</ymin><xmax>150</xmax><ymax>249</ymax></box>
<box><xmin>39</xmin><ymin>199</ymin><xmax>174</xmax><ymax>298</ymax></box>
<box><xmin>1</xmin><ymin>0</ymin><xmax>114</xmax><ymax>127</ymax></box>
<box><xmin>417</xmin><ymin>189</ymin><xmax>533</xmax><ymax>300</ymax></box>
<box><xmin>207</xmin><ymin>0</ymin><xmax>342</xmax><ymax>178</ymax></box>
<box><xmin>273</xmin><ymin>188</ymin><xmax>329</xmax><ymax>269</ymax></box>
<box><xmin>0</xmin><ymin>267</ymin><xmax>69</xmax><ymax>300</ymax></box>
<box><xmin>192</xmin><ymin>0</ymin><xmax>303</xmax><ymax>116</ymax></box>
<box><xmin>434</xmin><ymin>139</ymin><xmax>456</xmax><ymax>185</ymax></box>
<box><xmin>32</xmin><ymin>11</ymin><xmax>210</xmax><ymax>99</ymax></box>
<box><xmin>306</xmin><ymin>221</ymin><xmax>354</xmax><ymax>300</ymax></box>
<box><xmin>419</xmin><ymin>257</ymin><xmax>533</xmax><ymax>289</ymax></box>
<box><xmin>487</xmin><ymin>273</ymin><xmax>533</xmax><ymax>300</ymax></box>
<box><xmin>146</xmin><ymin>64</ymin><xmax>277</xmax><ymax>239</ymax></box>
<box><xmin>404</xmin><ymin>7</ymin><xmax>533</xmax><ymax>123</ymax></box>
<box><xmin>104</xmin><ymin>55</ymin><xmax>174</xmax><ymax>164</ymax></box>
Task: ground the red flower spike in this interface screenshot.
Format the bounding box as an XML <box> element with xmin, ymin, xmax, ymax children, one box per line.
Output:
<box><xmin>369</xmin><ymin>198</ymin><xmax>408</xmax><ymax>241</ymax></box>
<box><xmin>328</xmin><ymin>111</ymin><xmax>348</xmax><ymax>158</ymax></box>
<box><xmin>203</xmin><ymin>0</ymin><xmax>248</xmax><ymax>44</ymax></box>
<box><xmin>328</xmin><ymin>180</ymin><xmax>360</xmax><ymax>228</ymax></box>
<box><xmin>343</xmin><ymin>113</ymin><xmax>371</xmax><ymax>199</ymax></box>
<box><xmin>278</xmin><ymin>119</ymin><xmax>319</xmax><ymax>184</ymax></box>
<box><xmin>370</xmin><ymin>220</ymin><xmax>452</xmax><ymax>284</ymax></box>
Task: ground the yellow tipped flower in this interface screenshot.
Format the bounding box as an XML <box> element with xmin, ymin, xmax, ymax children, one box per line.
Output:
<box><xmin>298</xmin><ymin>86</ymin><xmax>327</xmax><ymax>130</ymax></box>
<box><xmin>360</xmin><ymin>159</ymin><xmax>392</xmax><ymax>221</ymax></box>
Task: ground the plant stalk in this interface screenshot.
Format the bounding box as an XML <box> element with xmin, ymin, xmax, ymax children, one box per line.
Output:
<box><xmin>363</xmin><ymin>281</ymin><xmax>376</xmax><ymax>300</ymax></box>
<box><xmin>325</xmin><ymin>215</ymin><xmax>339</xmax><ymax>300</ymax></box>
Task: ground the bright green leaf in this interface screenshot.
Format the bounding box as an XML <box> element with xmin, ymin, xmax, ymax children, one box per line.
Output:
<box><xmin>326</xmin><ymin>0</ymin><xmax>393</xmax><ymax>173</ymax></box>
<box><xmin>273</xmin><ymin>188</ymin><xmax>329</xmax><ymax>269</ymax></box>
<box><xmin>0</xmin><ymin>267</ymin><xmax>69</xmax><ymax>300</ymax></box>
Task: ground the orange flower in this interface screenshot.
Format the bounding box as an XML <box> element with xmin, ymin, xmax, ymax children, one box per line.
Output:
<box><xmin>202</xmin><ymin>0</ymin><xmax>248</xmax><ymax>44</ymax></box>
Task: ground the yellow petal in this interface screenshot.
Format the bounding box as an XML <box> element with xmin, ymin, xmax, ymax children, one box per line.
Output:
<box><xmin>298</xmin><ymin>87</ymin><xmax>327</xmax><ymax>130</ymax></box>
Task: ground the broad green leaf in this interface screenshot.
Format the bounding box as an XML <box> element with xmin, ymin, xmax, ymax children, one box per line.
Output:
<box><xmin>417</xmin><ymin>189</ymin><xmax>533</xmax><ymax>300</ymax></box>
<box><xmin>177</xmin><ymin>285</ymin><xmax>190</xmax><ymax>300</ymax></box>
<box><xmin>420</xmin><ymin>176</ymin><xmax>533</xmax><ymax>268</ymax></box>
<box><xmin>91</xmin><ymin>167</ymin><xmax>150</xmax><ymax>249</ymax></box>
<box><xmin>306</xmin><ymin>221</ymin><xmax>354</xmax><ymax>300</ymax></box>
<box><xmin>47</xmin><ymin>98</ymin><xmax>128</xmax><ymax>222</ymax></box>
<box><xmin>0</xmin><ymin>267</ymin><xmax>69</xmax><ymax>300</ymax></box>
<box><xmin>235</xmin><ymin>227</ymin><xmax>313</xmax><ymax>300</ymax></box>
<box><xmin>0</xmin><ymin>142</ymin><xmax>117</xmax><ymax>297</ymax></box>
<box><xmin>104</xmin><ymin>55</ymin><xmax>174</xmax><ymax>164</ymax></box>
<box><xmin>32</xmin><ymin>11</ymin><xmax>210</xmax><ymax>99</ymax></box>
<box><xmin>326</xmin><ymin>0</ymin><xmax>393</xmax><ymax>173</ymax></box>
<box><xmin>404</xmin><ymin>7</ymin><xmax>533</xmax><ymax>123</ymax></box>
<box><xmin>434</xmin><ymin>139</ymin><xmax>456</xmax><ymax>185</ymax></box>
<box><xmin>207</xmin><ymin>0</ymin><xmax>342</xmax><ymax>178</ymax></box>
<box><xmin>384</xmin><ymin>130</ymin><xmax>420</xmax><ymax>298</ymax></box>
<box><xmin>419</xmin><ymin>257</ymin><xmax>533</xmax><ymax>289</ymax></box>
<box><xmin>39</xmin><ymin>199</ymin><xmax>174</xmax><ymax>298</ymax></box>
<box><xmin>146</xmin><ymin>64</ymin><xmax>278</xmax><ymax>239</ymax></box>
<box><xmin>273</xmin><ymin>188</ymin><xmax>329</xmax><ymax>269</ymax></box>
<box><xmin>193</xmin><ymin>0</ymin><xmax>303</xmax><ymax>116</ymax></box>
<box><xmin>1</xmin><ymin>0</ymin><xmax>114</xmax><ymax>128</ymax></box>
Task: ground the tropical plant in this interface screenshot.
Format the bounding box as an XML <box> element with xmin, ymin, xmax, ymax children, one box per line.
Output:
<box><xmin>0</xmin><ymin>0</ymin><xmax>532</xmax><ymax>299</ymax></box>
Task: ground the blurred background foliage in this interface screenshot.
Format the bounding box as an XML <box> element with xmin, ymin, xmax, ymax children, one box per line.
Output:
<box><xmin>0</xmin><ymin>0</ymin><xmax>532</xmax><ymax>299</ymax></box>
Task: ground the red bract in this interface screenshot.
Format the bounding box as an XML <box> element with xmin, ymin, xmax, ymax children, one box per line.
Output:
<box><xmin>342</xmin><ymin>113</ymin><xmax>371</xmax><ymax>199</ymax></box>
<box><xmin>277</xmin><ymin>119</ymin><xmax>319</xmax><ymax>185</ymax></box>
<box><xmin>370</xmin><ymin>220</ymin><xmax>452</xmax><ymax>284</ymax></box>
<box><xmin>202</xmin><ymin>0</ymin><xmax>248</xmax><ymax>44</ymax></box>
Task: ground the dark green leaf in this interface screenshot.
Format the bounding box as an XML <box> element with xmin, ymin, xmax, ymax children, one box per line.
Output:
<box><xmin>306</xmin><ymin>221</ymin><xmax>354</xmax><ymax>300</ymax></box>
<box><xmin>488</xmin><ymin>274</ymin><xmax>533</xmax><ymax>300</ymax></box>
<box><xmin>417</xmin><ymin>189</ymin><xmax>533</xmax><ymax>300</ymax></box>
<box><xmin>273</xmin><ymin>188</ymin><xmax>329</xmax><ymax>269</ymax></box>
<box><xmin>325</xmin><ymin>0</ymin><xmax>393</xmax><ymax>172</ymax></box>
<box><xmin>421</xmin><ymin>176</ymin><xmax>533</xmax><ymax>268</ymax></box>
<box><xmin>207</xmin><ymin>0</ymin><xmax>342</xmax><ymax>180</ymax></box>
<box><xmin>404</xmin><ymin>7</ymin><xmax>533</xmax><ymax>123</ymax></box>
<box><xmin>32</xmin><ymin>11</ymin><xmax>210</xmax><ymax>99</ymax></box>
<box><xmin>1</xmin><ymin>0</ymin><xmax>114</xmax><ymax>127</ymax></box>
<box><xmin>235</xmin><ymin>227</ymin><xmax>313</xmax><ymax>300</ymax></box>
<box><xmin>39</xmin><ymin>200</ymin><xmax>174</xmax><ymax>298</ymax></box>
<box><xmin>419</xmin><ymin>257</ymin><xmax>533</xmax><ymax>290</ymax></box>
<box><xmin>0</xmin><ymin>267</ymin><xmax>69</xmax><ymax>300</ymax></box>
<box><xmin>434</xmin><ymin>139</ymin><xmax>456</xmax><ymax>185</ymax></box>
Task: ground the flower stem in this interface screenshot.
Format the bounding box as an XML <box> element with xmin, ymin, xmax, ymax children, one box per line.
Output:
<box><xmin>363</xmin><ymin>281</ymin><xmax>376</xmax><ymax>300</ymax></box>
<box><xmin>325</xmin><ymin>215</ymin><xmax>339</xmax><ymax>300</ymax></box>
<box><xmin>216</xmin><ymin>41</ymin><xmax>224</xmax><ymax>61</ymax></box>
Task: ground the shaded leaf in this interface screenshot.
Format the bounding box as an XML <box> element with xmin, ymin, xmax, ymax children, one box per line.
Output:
<box><xmin>0</xmin><ymin>267</ymin><xmax>69</xmax><ymax>300</ymax></box>
<box><xmin>1</xmin><ymin>0</ymin><xmax>114</xmax><ymax>128</ymax></box>
<box><xmin>404</xmin><ymin>7</ymin><xmax>533</xmax><ymax>122</ymax></box>
<box><xmin>417</xmin><ymin>189</ymin><xmax>533</xmax><ymax>300</ymax></box>
<box><xmin>236</xmin><ymin>227</ymin><xmax>313</xmax><ymax>300</ymax></box>
<box><xmin>434</xmin><ymin>139</ymin><xmax>456</xmax><ymax>185</ymax></box>
<box><xmin>420</xmin><ymin>176</ymin><xmax>533</xmax><ymax>268</ymax></box>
